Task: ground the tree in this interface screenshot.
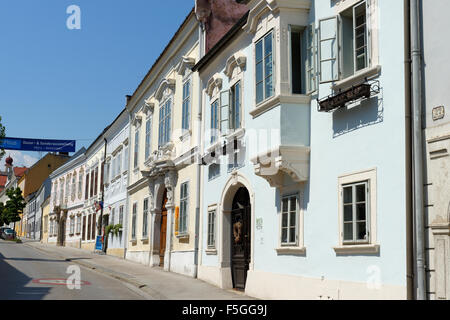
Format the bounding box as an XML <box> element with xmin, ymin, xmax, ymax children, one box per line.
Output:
<box><xmin>0</xmin><ymin>116</ymin><xmax>5</xmax><ymax>159</ymax></box>
<box><xmin>5</xmin><ymin>188</ymin><xmax>26</xmax><ymax>236</ymax></box>
<box><xmin>0</xmin><ymin>202</ymin><xmax>7</xmax><ymax>227</ymax></box>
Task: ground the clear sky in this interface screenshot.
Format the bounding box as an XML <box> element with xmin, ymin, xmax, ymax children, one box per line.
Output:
<box><xmin>0</xmin><ymin>0</ymin><xmax>194</xmax><ymax>169</ymax></box>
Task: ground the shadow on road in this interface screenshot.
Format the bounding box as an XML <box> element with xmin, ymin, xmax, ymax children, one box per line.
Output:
<box><xmin>0</xmin><ymin>251</ymin><xmax>51</xmax><ymax>300</ymax></box>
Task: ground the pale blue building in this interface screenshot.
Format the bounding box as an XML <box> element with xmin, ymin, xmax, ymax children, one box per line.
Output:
<box><xmin>195</xmin><ymin>0</ymin><xmax>411</xmax><ymax>299</ymax></box>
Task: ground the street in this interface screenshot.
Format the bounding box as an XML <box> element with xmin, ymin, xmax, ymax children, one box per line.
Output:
<box><xmin>0</xmin><ymin>239</ymin><xmax>145</xmax><ymax>300</ymax></box>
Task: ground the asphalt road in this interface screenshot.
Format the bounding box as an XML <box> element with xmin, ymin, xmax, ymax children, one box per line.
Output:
<box><xmin>0</xmin><ymin>239</ymin><xmax>145</xmax><ymax>300</ymax></box>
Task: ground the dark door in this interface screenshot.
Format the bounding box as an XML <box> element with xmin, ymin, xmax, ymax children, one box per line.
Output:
<box><xmin>160</xmin><ymin>190</ymin><xmax>168</xmax><ymax>267</ymax></box>
<box><xmin>231</xmin><ymin>187</ymin><xmax>251</xmax><ymax>290</ymax></box>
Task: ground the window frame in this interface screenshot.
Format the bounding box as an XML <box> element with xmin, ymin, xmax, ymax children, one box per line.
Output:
<box><xmin>335</xmin><ymin>168</ymin><xmax>379</xmax><ymax>254</ymax></box>
<box><xmin>134</xmin><ymin>124</ymin><xmax>140</xmax><ymax>169</ymax></box>
<box><xmin>158</xmin><ymin>98</ymin><xmax>172</xmax><ymax>147</ymax></box>
<box><xmin>145</xmin><ymin>115</ymin><xmax>152</xmax><ymax>160</ymax></box>
<box><xmin>210</xmin><ymin>99</ymin><xmax>219</xmax><ymax>144</ymax></box>
<box><xmin>179</xmin><ymin>182</ymin><xmax>189</xmax><ymax>236</ymax></box>
<box><xmin>255</xmin><ymin>30</ymin><xmax>275</xmax><ymax>105</ymax></box>
<box><xmin>207</xmin><ymin>209</ymin><xmax>216</xmax><ymax>249</ymax></box>
<box><xmin>182</xmin><ymin>78</ymin><xmax>191</xmax><ymax>132</ymax></box>
<box><xmin>142</xmin><ymin>198</ymin><xmax>149</xmax><ymax>239</ymax></box>
<box><xmin>342</xmin><ymin>181</ymin><xmax>370</xmax><ymax>244</ymax></box>
<box><xmin>280</xmin><ymin>194</ymin><xmax>300</xmax><ymax>247</ymax></box>
<box><xmin>131</xmin><ymin>202</ymin><xmax>137</xmax><ymax>240</ymax></box>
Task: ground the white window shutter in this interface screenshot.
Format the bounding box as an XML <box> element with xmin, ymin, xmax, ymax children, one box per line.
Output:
<box><xmin>306</xmin><ymin>23</ymin><xmax>317</xmax><ymax>93</ymax></box>
<box><xmin>319</xmin><ymin>16</ymin><xmax>339</xmax><ymax>83</ymax></box>
<box><xmin>220</xmin><ymin>90</ymin><xmax>229</xmax><ymax>136</ymax></box>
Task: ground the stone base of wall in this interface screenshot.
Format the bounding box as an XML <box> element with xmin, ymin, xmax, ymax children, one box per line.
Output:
<box><xmin>199</xmin><ymin>266</ymin><xmax>407</xmax><ymax>300</ymax></box>
<box><xmin>81</xmin><ymin>243</ymin><xmax>95</xmax><ymax>251</ymax></box>
<box><xmin>107</xmin><ymin>248</ymin><xmax>125</xmax><ymax>259</ymax></box>
<box><xmin>65</xmin><ymin>240</ymin><xmax>81</xmax><ymax>249</ymax></box>
<box><xmin>169</xmin><ymin>250</ymin><xmax>196</xmax><ymax>278</ymax></box>
<box><xmin>125</xmin><ymin>250</ymin><xmax>150</xmax><ymax>266</ymax></box>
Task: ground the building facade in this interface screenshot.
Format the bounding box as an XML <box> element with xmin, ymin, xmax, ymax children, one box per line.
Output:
<box><xmin>421</xmin><ymin>0</ymin><xmax>450</xmax><ymax>300</ymax></box>
<box><xmin>194</xmin><ymin>0</ymin><xmax>411</xmax><ymax>299</ymax></box>
<box><xmin>125</xmin><ymin>9</ymin><xmax>202</xmax><ymax>277</ymax></box>
<box><xmin>48</xmin><ymin>149</ymin><xmax>86</xmax><ymax>247</ymax></box>
<box><xmin>103</xmin><ymin>110</ymin><xmax>130</xmax><ymax>258</ymax></box>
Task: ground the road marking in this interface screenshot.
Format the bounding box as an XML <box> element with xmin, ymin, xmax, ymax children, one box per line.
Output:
<box><xmin>32</xmin><ymin>278</ymin><xmax>91</xmax><ymax>286</ymax></box>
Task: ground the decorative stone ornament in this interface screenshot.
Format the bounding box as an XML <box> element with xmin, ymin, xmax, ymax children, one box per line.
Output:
<box><xmin>177</xmin><ymin>56</ymin><xmax>196</xmax><ymax>77</ymax></box>
<box><xmin>225</xmin><ymin>52</ymin><xmax>247</xmax><ymax>78</ymax></box>
<box><xmin>155</xmin><ymin>78</ymin><xmax>176</xmax><ymax>101</ymax></box>
<box><xmin>206</xmin><ymin>74</ymin><xmax>223</xmax><ymax>97</ymax></box>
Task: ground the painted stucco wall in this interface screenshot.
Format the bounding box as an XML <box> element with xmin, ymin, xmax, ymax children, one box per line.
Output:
<box><xmin>199</xmin><ymin>0</ymin><xmax>408</xmax><ymax>299</ymax></box>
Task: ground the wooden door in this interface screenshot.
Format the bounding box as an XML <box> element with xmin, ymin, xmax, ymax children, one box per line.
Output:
<box><xmin>231</xmin><ymin>188</ymin><xmax>251</xmax><ymax>290</ymax></box>
<box><xmin>159</xmin><ymin>191</ymin><xmax>168</xmax><ymax>267</ymax></box>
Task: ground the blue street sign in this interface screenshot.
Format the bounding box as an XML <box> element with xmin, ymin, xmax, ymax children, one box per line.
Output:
<box><xmin>0</xmin><ymin>137</ymin><xmax>76</xmax><ymax>153</ymax></box>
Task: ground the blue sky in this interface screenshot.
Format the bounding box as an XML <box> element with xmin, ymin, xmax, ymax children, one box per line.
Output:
<box><xmin>0</xmin><ymin>0</ymin><xmax>194</xmax><ymax>169</ymax></box>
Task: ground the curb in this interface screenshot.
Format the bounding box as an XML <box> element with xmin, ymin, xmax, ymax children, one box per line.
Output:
<box><xmin>24</xmin><ymin>242</ymin><xmax>166</xmax><ymax>300</ymax></box>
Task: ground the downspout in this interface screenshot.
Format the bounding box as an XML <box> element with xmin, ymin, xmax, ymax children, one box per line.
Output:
<box><xmin>404</xmin><ymin>0</ymin><xmax>414</xmax><ymax>300</ymax></box>
<box><xmin>193</xmin><ymin>21</ymin><xmax>205</xmax><ymax>279</ymax></box>
<box><xmin>410</xmin><ymin>0</ymin><xmax>426</xmax><ymax>300</ymax></box>
<box><xmin>101</xmin><ymin>137</ymin><xmax>108</xmax><ymax>253</ymax></box>
<box><xmin>125</xmin><ymin>110</ymin><xmax>132</xmax><ymax>260</ymax></box>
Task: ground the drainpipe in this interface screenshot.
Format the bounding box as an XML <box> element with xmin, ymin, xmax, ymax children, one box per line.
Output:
<box><xmin>193</xmin><ymin>21</ymin><xmax>205</xmax><ymax>279</ymax></box>
<box><xmin>404</xmin><ymin>0</ymin><xmax>414</xmax><ymax>300</ymax></box>
<box><xmin>410</xmin><ymin>0</ymin><xmax>426</xmax><ymax>300</ymax></box>
<box><xmin>101</xmin><ymin>137</ymin><xmax>108</xmax><ymax>253</ymax></box>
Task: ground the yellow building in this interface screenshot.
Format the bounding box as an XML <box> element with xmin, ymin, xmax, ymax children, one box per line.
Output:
<box><xmin>125</xmin><ymin>9</ymin><xmax>202</xmax><ymax>277</ymax></box>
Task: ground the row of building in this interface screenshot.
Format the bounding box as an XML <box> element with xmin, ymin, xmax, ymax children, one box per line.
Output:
<box><xmin>4</xmin><ymin>0</ymin><xmax>449</xmax><ymax>300</ymax></box>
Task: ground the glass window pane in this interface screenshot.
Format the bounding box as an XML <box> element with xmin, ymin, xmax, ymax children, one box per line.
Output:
<box><xmin>281</xmin><ymin>228</ymin><xmax>287</xmax><ymax>244</ymax></box>
<box><xmin>289</xmin><ymin>227</ymin><xmax>296</xmax><ymax>243</ymax></box>
<box><xmin>356</xmin><ymin>203</ymin><xmax>366</xmax><ymax>221</ymax></box>
<box><xmin>265</xmin><ymin>75</ymin><xmax>273</xmax><ymax>99</ymax></box>
<box><xmin>265</xmin><ymin>54</ymin><xmax>273</xmax><ymax>78</ymax></box>
<box><xmin>356</xmin><ymin>184</ymin><xmax>366</xmax><ymax>202</ymax></box>
<box><xmin>290</xmin><ymin>197</ymin><xmax>296</xmax><ymax>212</ymax></box>
<box><xmin>256</xmin><ymin>40</ymin><xmax>263</xmax><ymax>62</ymax></box>
<box><xmin>343</xmin><ymin>186</ymin><xmax>352</xmax><ymax>204</ymax></box>
<box><xmin>256</xmin><ymin>61</ymin><xmax>263</xmax><ymax>83</ymax></box>
<box><xmin>264</xmin><ymin>33</ymin><xmax>272</xmax><ymax>56</ymax></box>
<box><xmin>344</xmin><ymin>223</ymin><xmax>353</xmax><ymax>241</ymax></box>
<box><xmin>256</xmin><ymin>82</ymin><xmax>264</xmax><ymax>104</ymax></box>
<box><xmin>356</xmin><ymin>222</ymin><xmax>367</xmax><ymax>240</ymax></box>
<box><xmin>344</xmin><ymin>205</ymin><xmax>353</xmax><ymax>222</ymax></box>
<box><xmin>282</xmin><ymin>199</ymin><xmax>288</xmax><ymax>213</ymax></box>
<box><xmin>282</xmin><ymin>212</ymin><xmax>288</xmax><ymax>228</ymax></box>
<box><xmin>289</xmin><ymin>212</ymin><xmax>296</xmax><ymax>229</ymax></box>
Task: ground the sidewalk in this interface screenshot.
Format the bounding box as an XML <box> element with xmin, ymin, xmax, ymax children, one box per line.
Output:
<box><xmin>23</xmin><ymin>240</ymin><xmax>253</xmax><ymax>300</ymax></box>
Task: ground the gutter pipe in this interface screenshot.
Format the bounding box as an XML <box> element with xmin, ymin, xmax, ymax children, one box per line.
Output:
<box><xmin>410</xmin><ymin>0</ymin><xmax>426</xmax><ymax>300</ymax></box>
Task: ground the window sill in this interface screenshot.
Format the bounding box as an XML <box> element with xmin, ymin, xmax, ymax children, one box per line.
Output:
<box><xmin>205</xmin><ymin>248</ymin><xmax>217</xmax><ymax>255</ymax></box>
<box><xmin>250</xmin><ymin>94</ymin><xmax>311</xmax><ymax>118</ymax></box>
<box><xmin>331</xmin><ymin>65</ymin><xmax>381</xmax><ymax>91</ymax></box>
<box><xmin>179</xmin><ymin>130</ymin><xmax>192</xmax><ymax>141</ymax></box>
<box><xmin>333</xmin><ymin>244</ymin><xmax>380</xmax><ymax>255</ymax></box>
<box><xmin>275</xmin><ymin>246</ymin><xmax>306</xmax><ymax>256</ymax></box>
<box><xmin>176</xmin><ymin>233</ymin><xmax>189</xmax><ymax>240</ymax></box>
<box><xmin>130</xmin><ymin>239</ymin><xmax>137</xmax><ymax>245</ymax></box>
<box><xmin>141</xmin><ymin>238</ymin><xmax>149</xmax><ymax>244</ymax></box>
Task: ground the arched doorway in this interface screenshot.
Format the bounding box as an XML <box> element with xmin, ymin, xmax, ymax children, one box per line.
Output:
<box><xmin>159</xmin><ymin>190</ymin><xmax>168</xmax><ymax>267</ymax></box>
<box><xmin>230</xmin><ymin>187</ymin><xmax>251</xmax><ymax>290</ymax></box>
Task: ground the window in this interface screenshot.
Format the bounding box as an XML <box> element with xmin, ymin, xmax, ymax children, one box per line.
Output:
<box><xmin>179</xmin><ymin>182</ymin><xmax>189</xmax><ymax>235</ymax></box>
<box><xmin>131</xmin><ymin>203</ymin><xmax>137</xmax><ymax>240</ymax></box>
<box><xmin>123</xmin><ymin>146</ymin><xmax>129</xmax><ymax>173</ymax></box>
<box><xmin>59</xmin><ymin>179</ymin><xmax>64</xmax><ymax>204</ymax></box>
<box><xmin>210</xmin><ymin>100</ymin><xmax>219</xmax><ymax>144</ymax></box>
<box><xmin>142</xmin><ymin>199</ymin><xmax>148</xmax><ymax>238</ymax></box>
<box><xmin>94</xmin><ymin>167</ymin><xmax>99</xmax><ymax>196</ymax></box>
<box><xmin>44</xmin><ymin>216</ymin><xmax>48</xmax><ymax>233</ymax></box>
<box><xmin>117</xmin><ymin>152</ymin><xmax>122</xmax><ymax>176</ymax></box>
<box><xmin>85</xmin><ymin>173</ymin><xmax>89</xmax><ymax>200</ymax></box>
<box><xmin>256</xmin><ymin>31</ymin><xmax>274</xmax><ymax>104</ymax></box>
<box><xmin>87</xmin><ymin>214</ymin><xmax>91</xmax><ymax>240</ymax></box>
<box><xmin>208</xmin><ymin>163</ymin><xmax>221</xmax><ymax>181</ymax></box>
<box><xmin>207</xmin><ymin>210</ymin><xmax>216</xmax><ymax>248</ymax></box>
<box><xmin>281</xmin><ymin>196</ymin><xmax>298</xmax><ymax>246</ymax></box>
<box><xmin>290</xmin><ymin>24</ymin><xmax>316</xmax><ymax>94</ymax></box>
<box><xmin>111</xmin><ymin>207</ymin><xmax>115</xmax><ymax>225</ymax></box>
<box><xmin>78</xmin><ymin>170</ymin><xmax>83</xmax><ymax>200</ymax></box>
<box><xmin>182</xmin><ymin>80</ymin><xmax>191</xmax><ymax>131</ymax></box>
<box><xmin>335</xmin><ymin>168</ymin><xmax>378</xmax><ymax>254</ymax></box>
<box><xmin>119</xmin><ymin>205</ymin><xmax>124</xmax><ymax>226</ymax></box>
<box><xmin>90</xmin><ymin>170</ymin><xmax>94</xmax><ymax>198</ymax></box>
<box><xmin>158</xmin><ymin>99</ymin><xmax>172</xmax><ymax>147</ymax></box>
<box><xmin>92</xmin><ymin>213</ymin><xmax>96</xmax><ymax>240</ymax></box>
<box><xmin>134</xmin><ymin>126</ymin><xmax>140</xmax><ymax>169</ymax></box>
<box><xmin>105</xmin><ymin>162</ymin><xmax>110</xmax><ymax>184</ymax></box>
<box><xmin>229</xmin><ymin>81</ymin><xmax>241</xmax><ymax>130</ymax></box>
<box><xmin>82</xmin><ymin>216</ymin><xmax>86</xmax><ymax>240</ymax></box>
<box><xmin>145</xmin><ymin>117</ymin><xmax>152</xmax><ymax>160</ymax></box>
<box><xmin>76</xmin><ymin>215</ymin><xmax>81</xmax><ymax>234</ymax></box>
<box><xmin>319</xmin><ymin>1</ymin><xmax>371</xmax><ymax>83</ymax></box>
<box><xmin>71</xmin><ymin>173</ymin><xmax>76</xmax><ymax>201</ymax></box>
<box><xmin>65</xmin><ymin>176</ymin><xmax>70</xmax><ymax>203</ymax></box>
<box><xmin>342</xmin><ymin>181</ymin><xmax>369</xmax><ymax>243</ymax></box>
<box><xmin>70</xmin><ymin>217</ymin><xmax>74</xmax><ymax>235</ymax></box>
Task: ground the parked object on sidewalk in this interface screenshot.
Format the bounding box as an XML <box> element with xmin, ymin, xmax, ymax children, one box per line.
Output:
<box><xmin>3</xmin><ymin>228</ymin><xmax>16</xmax><ymax>240</ymax></box>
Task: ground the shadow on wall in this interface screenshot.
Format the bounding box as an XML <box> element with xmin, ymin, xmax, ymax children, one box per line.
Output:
<box><xmin>332</xmin><ymin>93</ymin><xmax>384</xmax><ymax>138</ymax></box>
<box><xmin>0</xmin><ymin>250</ymin><xmax>51</xmax><ymax>300</ymax></box>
